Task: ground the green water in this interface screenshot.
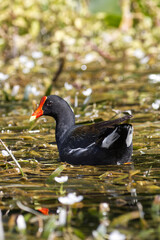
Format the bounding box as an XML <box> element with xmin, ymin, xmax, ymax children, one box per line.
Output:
<box><xmin>0</xmin><ymin>65</ymin><xmax>160</xmax><ymax>239</ymax></box>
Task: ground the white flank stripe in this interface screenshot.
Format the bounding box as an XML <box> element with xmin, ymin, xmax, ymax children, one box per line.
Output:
<box><xmin>68</xmin><ymin>143</ymin><xmax>95</xmax><ymax>155</ymax></box>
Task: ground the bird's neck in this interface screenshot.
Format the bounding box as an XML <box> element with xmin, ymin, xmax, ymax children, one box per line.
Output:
<box><xmin>55</xmin><ymin>106</ymin><xmax>75</xmax><ymax>147</ymax></box>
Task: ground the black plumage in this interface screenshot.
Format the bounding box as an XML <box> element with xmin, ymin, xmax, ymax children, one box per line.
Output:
<box><xmin>30</xmin><ymin>95</ymin><xmax>133</xmax><ymax>165</ymax></box>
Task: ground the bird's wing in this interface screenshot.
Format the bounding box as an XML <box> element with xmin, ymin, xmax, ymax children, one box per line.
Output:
<box><xmin>69</xmin><ymin>115</ymin><xmax>132</xmax><ymax>148</ymax></box>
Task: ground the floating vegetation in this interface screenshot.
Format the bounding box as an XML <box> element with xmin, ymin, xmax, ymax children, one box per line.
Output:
<box><xmin>0</xmin><ymin>0</ymin><xmax>160</xmax><ymax>239</ymax></box>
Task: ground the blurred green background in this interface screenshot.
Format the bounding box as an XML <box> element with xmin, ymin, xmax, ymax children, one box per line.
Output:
<box><xmin>0</xmin><ymin>0</ymin><xmax>160</xmax><ymax>101</ymax></box>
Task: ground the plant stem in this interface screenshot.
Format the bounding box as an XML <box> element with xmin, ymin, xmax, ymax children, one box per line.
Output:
<box><xmin>0</xmin><ymin>139</ymin><xmax>24</xmax><ymax>177</ymax></box>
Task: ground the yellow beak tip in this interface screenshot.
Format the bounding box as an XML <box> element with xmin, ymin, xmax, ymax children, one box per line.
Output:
<box><xmin>29</xmin><ymin>115</ymin><xmax>36</xmax><ymax>122</ymax></box>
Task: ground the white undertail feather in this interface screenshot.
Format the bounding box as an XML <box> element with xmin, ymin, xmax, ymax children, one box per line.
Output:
<box><xmin>101</xmin><ymin>128</ymin><xmax>120</xmax><ymax>149</ymax></box>
<box><xmin>126</xmin><ymin>127</ymin><xmax>133</xmax><ymax>147</ymax></box>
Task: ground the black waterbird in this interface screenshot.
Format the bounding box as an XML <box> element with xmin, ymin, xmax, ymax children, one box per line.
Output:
<box><xmin>30</xmin><ymin>95</ymin><xmax>133</xmax><ymax>165</ymax></box>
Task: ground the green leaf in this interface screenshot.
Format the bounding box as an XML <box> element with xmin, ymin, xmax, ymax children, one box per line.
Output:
<box><xmin>45</xmin><ymin>84</ymin><xmax>53</xmax><ymax>96</ymax></box>
<box><xmin>111</xmin><ymin>211</ymin><xmax>140</xmax><ymax>227</ymax></box>
<box><xmin>73</xmin><ymin>228</ymin><xmax>85</xmax><ymax>239</ymax></box>
<box><xmin>46</xmin><ymin>165</ymin><xmax>65</xmax><ymax>183</ymax></box>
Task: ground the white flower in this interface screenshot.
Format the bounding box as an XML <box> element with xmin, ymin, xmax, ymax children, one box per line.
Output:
<box><xmin>131</xmin><ymin>188</ymin><xmax>137</xmax><ymax>204</ymax></box>
<box><xmin>65</xmin><ymin>37</ymin><xmax>75</xmax><ymax>46</ymax></box>
<box><xmin>11</xmin><ymin>85</ymin><xmax>20</xmax><ymax>96</ymax></box>
<box><xmin>109</xmin><ymin>230</ymin><xmax>126</xmax><ymax>240</ymax></box>
<box><xmin>140</xmin><ymin>56</ymin><xmax>149</xmax><ymax>64</ymax></box>
<box><xmin>123</xmin><ymin>35</ymin><xmax>132</xmax><ymax>43</ymax></box>
<box><xmin>122</xmin><ymin>110</ymin><xmax>132</xmax><ymax>115</ymax></box>
<box><xmin>19</xmin><ymin>55</ymin><xmax>34</xmax><ymax>73</ymax></box>
<box><xmin>82</xmin><ymin>88</ymin><xmax>92</xmax><ymax>96</ymax></box>
<box><xmin>24</xmin><ymin>60</ymin><xmax>34</xmax><ymax>69</ymax></box>
<box><xmin>17</xmin><ymin>215</ymin><xmax>26</xmax><ymax>231</ymax></box>
<box><xmin>148</xmin><ymin>74</ymin><xmax>160</xmax><ymax>83</ymax></box>
<box><xmin>81</xmin><ymin>64</ymin><xmax>87</xmax><ymax>71</ymax></box>
<box><xmin>23</xmin><ymin>68</ymin><xmax>30</xmax><ymax>74</ymax></box>
<box><xmin>0</xmin><ymin>72</ymin><xmax>9</xmax><ymax>81</ymax></box>
<box><xmin>92</xmin><ymin>223</ymin><xmax>107</xmax><ymax>239</ymax></box>
<box><xmin>57</xmin><ymin>207</ymin><xmax>67</xmax><ymax>225</ymax></box>
<box><xmin>54</xmin><ymin>176</ymin><xmax>68</xmax><ymax>183</ymax></box>
<box><xmin>58</xmin><ymin>192</ymin><xmax>83</xmax><ymax>205</ymax></box>
<box><xmin>25</xmin><ymin>85</ymin><xmax>40</xmax><ymax>96</ymax></box>
<box><xmin>64</xmin><ymin>82</ymin><xmax>73</xmax><ymax>90</ymax></box>
<box><xmin>100</xmin><ymin>202</ymin><xmax>110</xmax><ymax>215</ymax></box>
<box><xmin>84</xmin><ymin>53</ymin><xmax>95</xmax><ymax>63</ymax></box>
<box><xmin>32</xmin><ymin>51</ymin><xmax>43</xmax><ymax>59</ymax></box>
<box><xmin>15</xmin><ymin>168</ymin><xmax>20</xmax><ymax>173</ymax></box>
<box><xmin>152</xmin><ymin>99</ymin><xmax>160</xmax><ymax>110</ymax></box>
<box><xmin>133</xmin><ymin>49</ymin><xmax>145</xmax><ymax>59</ymax></box>
<box><xmin>2</xmin><ymin>150</ymin><xmax>9</xmax><ymax>157</ymax></box>
<box><xmin>19</xmin><ymin>55</ymin><xmax>28</xmax><ymax>63</ymax></box>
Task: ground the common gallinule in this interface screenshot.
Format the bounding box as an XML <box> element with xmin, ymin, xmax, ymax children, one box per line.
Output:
<box><xmin>30</xmin><ymin>95</ymin><xmax>133</xmax><ymax>165</ymax></box>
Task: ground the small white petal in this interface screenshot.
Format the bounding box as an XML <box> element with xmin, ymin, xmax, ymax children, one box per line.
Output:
<box><xmin>140</xmin><ymin>56</ymin><xmax>149</xmax><ymax>64</ymax></box>
<box><xmin>58</xmin><ymin>192</ymin><xmax>83</xmax><ymax>205</ymax></box>
<box><xmin>15</xmin><ymin>168</ymin><xmax>20</xmax><ymax>173</ymax></box>
<box><xmin>152</xmin><ymin>100</ymin><xmax>160</xmax><ymax>110</ymax></box>
<box><xmin>152</xmin><ymin>103</ymin><xmax>159</xmax><ymax>110</ymax></box>
<box><xmin>26</xmin><ymin>86</ymin><xmax>40</xmax><ymax>96</ymax></box>
<box><xmin>65</xmin><ymin>37</ymin><xmax>75</xmax><ymax>46</ymax></box>
<box><xmin>131</xmin><ymin>188</ymin><xmax>137</xmax><ymax>195</ymax></box>
<box><xmin>74</xmin><ymin>94</ymin><xmax>78</xmax><ymax>108</ymax></box>
<box><xmin>32</xmin><ymin>51</ymin><xmax>43</xmax><ymax>59</ymax></box>
<box><xmin>23</xmin><ymin>68</ymin><xmax>30</xmax><ymax>74</ymax></box>
<box><xmin>148</xmin><ymin>74</ymin><xmax>160</xmax><ymax>83</ymax></box>
<box><xmin>0</xmin><ymin>72</ymin><xmax>9</xmax><ymax>81</ymax></box>
<box><xmin>0</xmin><ymin>210</ymin><xmax>4</xmax><ymax>240</ymax></box>
<box><xmin>19</xmin><ymin>55</ymin><xmax>28</xmax><ymax>63</ymax></box>
<box><xmin>17</xmin><ymin>215</ymin><xmax>26</xmax><ymax>231</ymax></box>
<box><xmin>11</xmin><ymin>85</ymin><xmax>20</xmax><ymax>96</ymax></box>
<box><xmin>92</xmin><ymin>223</ymin><xmax>107</xmax><ymax>238</ymax></box>
<box><xmin>57</xmin><ymin>207</ymin><xmax>67</xmax><ymax>225</ymax></box>
<box><xmin>140</xmin><ymin>150</ymin><xmax>145</xmax><ymax>154</ymax></box>
<box><xmin>54</xmin><ymin>176</ymin><xmax>68</xmax><ymax>183</ymax></box>
<box><xmin>100</xmin><ymin>202</ymin><xmax>110</xmax><ymax>214</ymax></box>
<box><xmin>2</xmin><ymin>150</ymin><xmax>9</xmax><ymax>157</ymax></box>
<box><xmin>124</xmin><ymin>110</ymin><xmax>132</xmax><ymax>115</ymax></box>
<box><xmin>84</xmin><ymin>53</ymin><xmax>95</xmax><ymax>63</ymax></box>
<box><xmin>82</xmin><ymin>88</ymin><xmax>92</xmax><ymax>96</ymax></box>
<box><xmin>24</xmin><ymin>60</ymin><xmax>35</xmax><ymax>69</ymax></box>
<box><xmin>123</xmin><ymin>35</ymin><xmax>132</xmax><ymax>43</ymax></box>
<box><xmin>109</xmin><ymin>230</ymin><xmax>126</xmax><ymax>240</ymax></box>
<box><xmin>64</xmin><ymin>82</ymin><xmax>73</xmax><ymax>90</ymax></box>
<box><xmin>81</xmin><ymin>64</ymin><xmax>87</xmax><ymax>71</ymax></box>
<box><xmin>133</xmin><ymin>49</ymin><xmax>145</xmax><ymax>59</ymax></box>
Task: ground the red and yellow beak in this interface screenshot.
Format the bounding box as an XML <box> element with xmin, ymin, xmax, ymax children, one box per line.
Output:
<box><xmin>29</xmin><ymin>96</ymin><xmax>47</xmax><ymax>122</ymax></box>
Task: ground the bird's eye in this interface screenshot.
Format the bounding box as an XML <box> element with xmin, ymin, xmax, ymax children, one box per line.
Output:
<box><xmin>47</xmin><ymin>101</ymin><xmax>53</xmax><ymax>106</ymax></box>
